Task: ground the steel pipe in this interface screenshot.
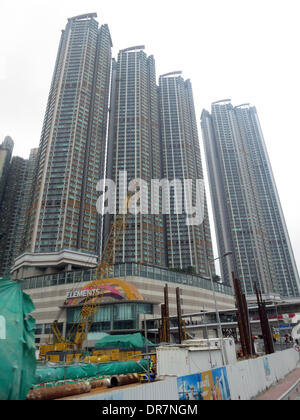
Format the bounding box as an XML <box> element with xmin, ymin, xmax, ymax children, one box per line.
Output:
<box><xmin>109</xmin><ymin>374</ymin><xmax>140</xmax><ymax>388</ymax></box>
<box><xmin>90</xmin><ymin>378</ymin><xmax>111</xmax><ymax>389</ymax></box>
<box><xmin>27</xmin><ymin>381</ymin><xmax>91</xmax><ymax>400</ymax></box>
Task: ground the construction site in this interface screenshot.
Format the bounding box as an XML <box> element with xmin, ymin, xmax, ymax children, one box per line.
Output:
<box><xmin>1</xmin><ymin>192</ymin><xmax>300</xmax><ymax>401</ymax></box>
<box><xmin>2</xmin><ymin>268</ymin><xmax>300</xmax><ymax>401</ymax></box>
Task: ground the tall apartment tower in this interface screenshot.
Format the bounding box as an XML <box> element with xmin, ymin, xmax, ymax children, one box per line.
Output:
<box><xmin>201</xmin><ymin>100</ymin><xmax>300</xmax><ymax>298</ymax></box>
<box><xmin>0</xmin><ymin>136</ymin><xmax>14</xmax><ymax>203</ymax></box>
<box><xmin>0</xmin><ymin>156</ymin><xmax>28</xmax><ymax>277</ymax></box>
<box><xmin>13</xmin><ymin>14</ymin><xmax>112</xmax><ymax>278</ymax></box>
<box><xmin>106</xmin><ymin>46</ymin><xmax>166</xmax><ymax>266</ymax></box>
<box><xmin>16</xmin><ymin>148</ymin><xmax>39</xmax><ymax>258</ymax></box>
<box><xmin>159</xmin><ymin>73</ymin><xmax>215</xmax><ymax>276</ymax></box>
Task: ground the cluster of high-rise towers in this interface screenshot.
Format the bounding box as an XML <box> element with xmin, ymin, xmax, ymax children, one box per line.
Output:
<box><xmin>0</xmin><ymin>13</ymin><xmax>299</xmax><ymax>301</ymax></box>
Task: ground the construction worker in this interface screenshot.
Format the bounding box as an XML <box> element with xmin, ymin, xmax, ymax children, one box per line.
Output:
<box><xmin>147</xmin><ymin>361</ymin><xmax>156</xmax><ymax>382</ymax></box>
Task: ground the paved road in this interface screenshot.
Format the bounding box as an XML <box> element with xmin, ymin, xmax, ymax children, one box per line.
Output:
<box><xmin>254</xmin><ymin>367</ymin><xmax>300</xmax><ymax>400</ymax></box>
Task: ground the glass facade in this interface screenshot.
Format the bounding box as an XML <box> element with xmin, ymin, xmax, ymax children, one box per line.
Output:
<box><xmin>0</xmin><ymin>155</ymin><xmax>29</xmax><ymax>276</ymax></box>
<box><xmin>20</xmin><ymin>262</ymin><xmax>233</xmax><ymax>296</ymax></box>
<box><xmin>159</xmin><ymin>74</ymin><xmax>215</xmax><ymax>277</ymax></box>
<box><xmin>21</xmin><ymin>15</ymin><xmax>112</xmax><ymax>257</ymax></box>
<box><xmin>201</xmin><ymin>101</ymin><xmax>300</xmax><ymax>297</ymax></box>
<box><xmin>106</xmin><ymin>47</ymin><xmax>166</xmax><ymax>267</ymax></box>
<box><xmin>66</xmin><ymin>301</ymin><xmax>153</xmax><ymax>332</ymax></box>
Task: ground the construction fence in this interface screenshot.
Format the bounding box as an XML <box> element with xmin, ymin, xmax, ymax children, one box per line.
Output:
<box><xmin>79</xmin><ymin>347</ymin><xmax>300</xmax><ymax>400</ymax></box>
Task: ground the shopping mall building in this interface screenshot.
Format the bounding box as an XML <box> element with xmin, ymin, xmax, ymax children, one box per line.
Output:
<box><xmin>17</xmin><ymin>262</ymin><xmax>234</xmax><ymax>349</ymax></box>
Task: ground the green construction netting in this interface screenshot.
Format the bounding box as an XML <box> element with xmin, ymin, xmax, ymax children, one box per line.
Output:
<box><xmin>35</xmin><ymin>359</ymin><xmax>148</xmax><ymax>385</ymax></box>
<box><xmin>94</xmin><ymin>332</ymin><xmax>155</xmax><ymax>349</ymax></box>
<box><xmin>0</xmin><ymin>278</ymin><xmax>36</xmax><ymax>400</ymax></box>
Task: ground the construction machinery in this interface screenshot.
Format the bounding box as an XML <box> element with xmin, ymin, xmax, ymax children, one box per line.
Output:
<box><xmin>40</xmin><ymin>190</ymin><xmax>138</xmax><ymax>362</ymax></box>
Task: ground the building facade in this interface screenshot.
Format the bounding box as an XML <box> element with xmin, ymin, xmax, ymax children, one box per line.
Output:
<box><xmin>106</xmin><ymin>46</ymin><xmax>166</xmax><ymax>267</ymax></box>
<box><xmin>13</xmin><ymin>14</ymin><xmax>113</xmax><ymax>278</ymax></box>
<box><xmin>20</xmin><ymin>262</ymin><xmax>234</xmax><ymax>348</ymax></box>
<box><xmin>201</xmin><ymin>100</ymin><xmax>300</xmax><ymax>298</ymax></box>
<box><xmin>0</xmin><ymin>156</ymin><xmax>27</xmax><ymax>276</ymax></box>
<box><xmin>11</xmin><ymin>16</ymin><xmax>218</xmax><ymax>285</ymax></box>
<box><xmin>0</xmin><ymin>136</ymin><xmax>14</xmax><ymax>203</ymax></box>
<box><xmin>15</xmin><ymin>149</ymin><xmax>39</xmax><ymax>259</ymax></box>
<box><xmin>159</xmin><ymin>73</ymin><xmax>215</xmax><ymax>277</ymax></box>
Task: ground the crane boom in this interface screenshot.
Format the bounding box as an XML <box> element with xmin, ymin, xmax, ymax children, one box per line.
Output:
<box><xmin>50</xmin><ymin>320</ymin><xmax>66</xmax><ymax>344</ymax></box>
<box><xmin>65</xmin><ymin>190</ymin><xmax>137</xmax><ymax>349</ymax></box>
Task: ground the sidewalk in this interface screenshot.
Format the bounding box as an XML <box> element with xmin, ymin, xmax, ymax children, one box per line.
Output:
<box><xmin>253</xmin><ymin>367</ymin><xmax>300</xmax><ymax>400</ymax></box>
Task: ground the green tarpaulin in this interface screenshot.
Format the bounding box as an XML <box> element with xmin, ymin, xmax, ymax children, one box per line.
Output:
<box><xmin>35</xmin><ymin>360</ymin><xmax>149</xmax><ymax>385</ymax></box>
<box><xmin>94</xmin><ymin>333</ymin><xmax>155</xmax><ymax>349</ymax></box>
<box><xmin>0</xmin><ymin>278</ymin><xmax>36</xmax><ymax>400</ymax></box>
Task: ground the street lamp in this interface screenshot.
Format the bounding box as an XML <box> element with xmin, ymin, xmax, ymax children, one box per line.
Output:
<box><xmin>206</xmin><ymin>251</ymin><xmax>233</xmax><ymax>366</ymax></box>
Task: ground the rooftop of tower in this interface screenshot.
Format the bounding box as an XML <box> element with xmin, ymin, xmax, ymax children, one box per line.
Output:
<box><xmin>68</xmin><ymin>13</ymin><xmax>97</xmax><ymax>22</ymax></box>
<box><xmin>211</xmin><ymin>99</ymin><xmax>232</xmax><ymax>105</ymax></box>
<box><xmin>1</xmin><ymin>136</ymin><xmax>14</xmax><ymax>149</ymax></box>
<box><xmin>120</xmin><ymin>45</ymin><xmax>145</xmax><ymax>53</ymax></box>
<box><xmin>234</xmin><ymin>103</ymin><xmax>251</xmax><ymax>108</ymax></box>
<box><xmin>160</xmin><ymin>71</ymin><xmax>182</xmax><ymax>78</ymax></box>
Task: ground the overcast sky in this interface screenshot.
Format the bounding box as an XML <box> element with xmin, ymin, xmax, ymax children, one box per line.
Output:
<box><xmin>0</xmin><ymin>0</ymin><xmax>299</xmax><ymax>275</ymax></box>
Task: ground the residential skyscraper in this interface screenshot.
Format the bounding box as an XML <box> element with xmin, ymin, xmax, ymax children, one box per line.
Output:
<box><xmin>0</xmin><ymin>155</ymin><xmax>27</xmax><ymax>277</ymax></box>
<box><xmin>201</xmin><ymin>100</ymin><xmax>300</xmax><ymax>298</ymax></box>
<box><xmin>16</xmin><ymin>148</ymin><xmax>39</xmax><ymax>258</ymax></box>
<box><xmin>13</xmin><ymin>13</ymin><xmax>112</xmax><ymax>278</ymax></box>
<box><xmin>0</xmin><ymin>136</ymin><xmax>14</xmax><ymax>203</ymax></box>
<box><xmin>159</xmin><ymin>73</ymin><xmax>215</xmax><ymax>276</ymax></box>
<box><xmin>106</xmin><ymin>46</ymin><xmax>166</xmax><ymax>267</ymax></box>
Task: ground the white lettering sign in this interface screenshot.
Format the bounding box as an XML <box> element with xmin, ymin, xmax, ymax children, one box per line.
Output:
<box><xmin>66</xmin><ymin>289</ymin><xmax>102</xmax><ymax>299</ymax></box>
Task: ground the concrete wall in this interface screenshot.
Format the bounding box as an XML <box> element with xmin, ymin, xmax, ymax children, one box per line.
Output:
<box><xmin>79</xmin><ymin>348</ymin><xmax>300</xmax><ymax>400</ymax></box>
<box><xmin>80</xmin><ymin>376</ymin><xmax>178</xmax><ymax>401</ymax></box>
<box><xmin>227</xmin><ymin>348</ymin><xmax>300</xmax><ymax>400</ymax></box>
<box><xmin>156</xmin><ymin>339</ymin><xmax>237</xmax><ymax>377</ymax></box>
<box><xmin>157</xmin><ymin>346</ymin><xmax>224</xmax><ymax>377</ymax></box>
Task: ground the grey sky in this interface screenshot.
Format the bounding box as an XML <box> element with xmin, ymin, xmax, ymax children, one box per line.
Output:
<box><xmin>0</xmin><ymin>0</ymin><xmax>299</xmax><ymax>274</ymax></box>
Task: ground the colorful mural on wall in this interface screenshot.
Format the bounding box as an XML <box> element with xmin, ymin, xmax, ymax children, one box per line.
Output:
<box><xmin>64</xmin><ymin>278</ymin><xmax>144</xmax><ymax>307</ymax></box>
<box><xmin>177</xmin><ymin>367</ymin><xmax>231</xmax><ymax>400</ymax></box>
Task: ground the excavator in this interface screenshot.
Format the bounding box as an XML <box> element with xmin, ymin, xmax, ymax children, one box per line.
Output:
<box><xmin>40</xmin><ymin>190</ymin><xmax>137</xmax><ymax>362</ymax></box>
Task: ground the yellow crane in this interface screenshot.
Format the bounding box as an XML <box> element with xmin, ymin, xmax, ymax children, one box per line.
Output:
<box><xmin>40</xmin><ymin>190</ymin><xmax>137</xmax><ymax>359</ymax></box>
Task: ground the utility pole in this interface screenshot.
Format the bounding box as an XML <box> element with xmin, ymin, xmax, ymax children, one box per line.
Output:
<box><xmin>144</xmin><ymin>313</ymin><xmax>150</xmax><ymax>382</ymax></box>
<box><xmin>176</xmin><ymin>287</ymin><xmax>183</xmax><ymax>344</ymax></box>
<box><xmin>232</xmin><ymin>273</ymin><xmax>253</xmax><ymax>358</ymax></box>
<box><xmin>254</xmin><ymin>283</ymin><xmax>274</xmax><ymax>355</ymax></box>
<box><xmin>164</xmin><ymin>284</ymin><xmax>170</xmax><ymax>343</ymax></box>
<box><xmin>206</xmin><ymin>253</ymin><xmax>233</xmax><ymax>365</ymax></box>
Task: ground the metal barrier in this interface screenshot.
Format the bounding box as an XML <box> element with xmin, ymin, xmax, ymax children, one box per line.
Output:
<box><xmin>278</xmin><ymin>377</ymin><xmax>300</xmax><ymax>400</ymax></box>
